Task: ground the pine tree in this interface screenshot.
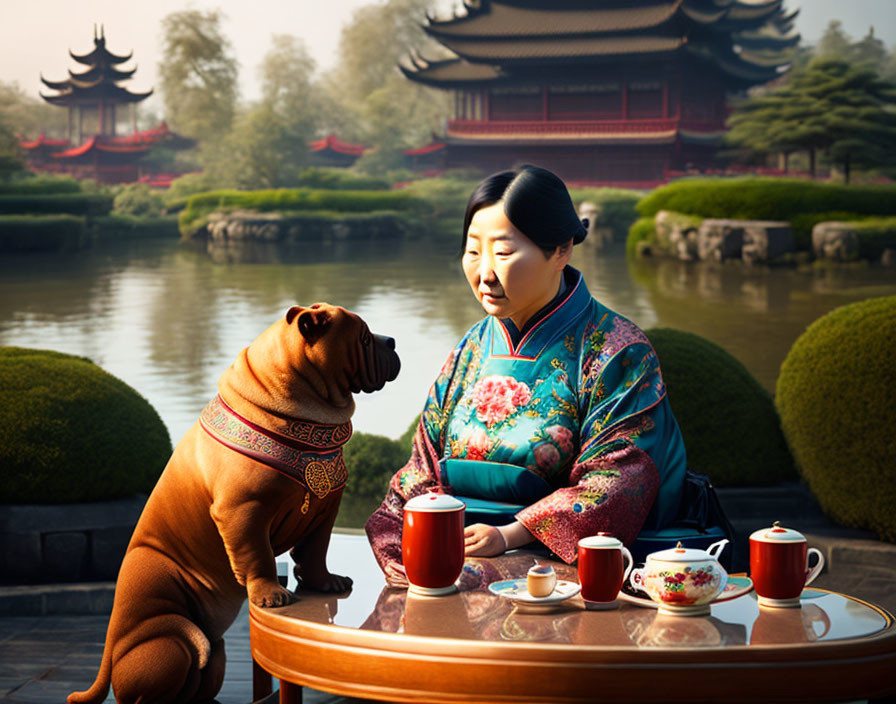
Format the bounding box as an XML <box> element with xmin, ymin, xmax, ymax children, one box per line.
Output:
<box><xmin>727</xmin><ymin>59</ymin><xmax>896</xmax><ymax>182</ymax></box>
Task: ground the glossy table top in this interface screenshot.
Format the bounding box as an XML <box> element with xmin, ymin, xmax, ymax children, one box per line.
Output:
<box><xmin>267</xmin><ymin>533</ymin><xmax>892</xmax><ymax>648</ymax></box>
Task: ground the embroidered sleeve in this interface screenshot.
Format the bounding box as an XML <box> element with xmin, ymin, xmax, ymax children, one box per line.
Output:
<box><xmin>516</xmin><ymin>334</ymin><xmax>665</xmax><ymax>563</ymax></box>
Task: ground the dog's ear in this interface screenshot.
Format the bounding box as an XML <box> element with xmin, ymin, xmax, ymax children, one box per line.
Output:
<box><xmin>296</xmin><ymin>308</ymin><xmax>330</xmax><ymax>344</ymax></box>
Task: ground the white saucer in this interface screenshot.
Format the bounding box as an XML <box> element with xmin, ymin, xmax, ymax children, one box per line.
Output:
<box><xmin>488</xmin><ymin>579</ymin><xmax>581</xmax><ymax>608</ymax></box>
<box><xmin>618</xmin><ymin>576</ymin><xmax>754</xmax><ymax>615</ymax></box>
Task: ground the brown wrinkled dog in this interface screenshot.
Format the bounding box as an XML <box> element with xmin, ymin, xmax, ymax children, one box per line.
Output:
<box><xmin>69</xmin><ymin>303</ymin><xmax>400</xmax><ymax>704</ymax></box>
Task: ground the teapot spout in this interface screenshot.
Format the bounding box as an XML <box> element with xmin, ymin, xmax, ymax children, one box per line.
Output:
<box><xmin>707</xmin><ymin>538</ymin><xmax>729</xmax><ymax>560</ymax></box>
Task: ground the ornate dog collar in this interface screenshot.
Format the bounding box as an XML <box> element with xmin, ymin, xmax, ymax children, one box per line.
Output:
<box><xmin>200</xmin><ymin>395</ymin><xmax>352</xmax><ymax>500</ymax></box>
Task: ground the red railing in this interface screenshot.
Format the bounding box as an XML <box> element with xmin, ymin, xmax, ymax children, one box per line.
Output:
<box><xmin>446</xmin><ymin>118</ymin><xmax>724</xmax><ymax>137</ymax></box>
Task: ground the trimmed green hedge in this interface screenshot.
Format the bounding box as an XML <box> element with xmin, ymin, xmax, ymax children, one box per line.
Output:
<box><xmin>776</xmin><ymin>297</ymin><xmax>896</xmax><ymax>542</ymax></box>
<box><xmin>0</xmin><ymin>215</ymin><xmax>87</xmax><ymax>252</ymax></box>
<box><xmin>337</xmin><ymin>432</ymin><xmax>409</xmax><ymax>529</ymax></box>
<box><xmin>0</xmin><ymin>347</ymin><xmax>171</xmax><ymax>503</ymax></box>
<box><xmin>627</xmin><ymin>217</ymin><xmax>657</xmax><ymax>258</ymax></box>
<box><xmin>299</xmin><ymin>167</ymin><xmax>390</xmax><ymax>191</ymax></box>
<box><xmin>93</xmin><ymin>215</ymin><xmax>180</xmax><ymax>240</ymax></box>
<box><xmin>0</xmin><ymin>193</ymin><xmax>113</xmax><ymax>217</ymax></box>
<box><xmin>179</xmin><ymin>187</ymin><xmax>431</xmax><ymax>240</ymax></box>
<box><xmin>853</xmin><ymin>217</ymin><xmax>896</xmax><ymax>260</ymax></box>
<box><xmin>646</xmin><ymin>328</ymin><xmax>797</xmax><ymax>487</ymax></box>
<box><xmin>0</xmin><ymin>175</ymin><xmax>82</xmax><ymax>195</ymax></box>
<box><xmin>637</xmin><ymin>178</ymin><xmax>896</xmax><ymax>221</ymax></box>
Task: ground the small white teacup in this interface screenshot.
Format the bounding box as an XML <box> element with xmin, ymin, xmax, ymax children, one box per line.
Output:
<box><xmin>527</xmin><ymin>564</ymin><xmax>557</xmax><ymax>598</ymax></box>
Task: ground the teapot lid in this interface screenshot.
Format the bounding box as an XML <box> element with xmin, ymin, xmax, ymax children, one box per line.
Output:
<box><xmin>648</xmin><ymin>542</ymin><xmax>715</xmax><ymax>563</ymax></box>
<box><xmin>750</xmin><ymin>521</ymin><xmax>806</xmax><ymax>543</ymax></box>
<box><xmin>578</xmin><ymin>532</ymin><xmax>623</xmax><ymax>549</ymax></box>
<box><xmin>405</xmin><ymin>492</ymin><xmax>465</xmax><ymax>512</ymax></box>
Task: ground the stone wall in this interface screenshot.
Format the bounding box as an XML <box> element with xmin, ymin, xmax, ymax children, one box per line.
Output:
<box><xmin>0</xmin><ymin>495</ymin><xmax>146</xmax><ymax>584</ymax></box>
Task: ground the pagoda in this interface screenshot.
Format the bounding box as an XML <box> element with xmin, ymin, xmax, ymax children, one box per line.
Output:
<box><xmin>401</xmin><ymin>0</ymin><xmax>799</xmax><ymax>185</ymax></box>
<box><xmin>22</xmin><ymin>26</ymin><xmax>194</xmax><ymax>184</ymax></box>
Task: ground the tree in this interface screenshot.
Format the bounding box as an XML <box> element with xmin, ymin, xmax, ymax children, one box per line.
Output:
<box><xmin>320</xmin><ymin>0</ymin><xmax>452</xmax><ymax>173</ymax></box>
<box><xmin>815</xmin><ymin>20</ymin><xmax>852</xmax><ymax>61</ymax></box>
<box><xmin>0</xmin><ymin>81</ymin><xmax>68</xmax><ymax>141</ymax></box>
<box><xmin>727</xmin><ymin>59</ymin><xmax>896</xmax><ymax>182</ymax></box>
<box><xmin>157</xmin><ymin>9</ymin><xmax>239</xmax><ymax>141</ymax></box>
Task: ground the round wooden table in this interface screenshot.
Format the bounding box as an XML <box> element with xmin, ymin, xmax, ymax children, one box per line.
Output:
<box><xmin>250</xmin><ymin>534</ymin><xmax>896</xmax><ymax>703</ymax></box>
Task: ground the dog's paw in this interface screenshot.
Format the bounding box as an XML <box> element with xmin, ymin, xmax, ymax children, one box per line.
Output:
<box><xmin>249</xmin><ymin>582</ymin><xmax>297</xmax><ymax>608</ymax></box>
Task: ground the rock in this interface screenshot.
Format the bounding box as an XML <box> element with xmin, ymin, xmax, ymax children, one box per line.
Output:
<box><xmin>741</xmin><ymin>221</ymin><xmax>794</xmax><ymax>265</ymax></box>
<box><xmin>670</xmin><ymin>225</ymin><xmax>699</xmax><ymax>261</ymax></box>
<box><xmin>812</xmin><ymin>222</ymin><xmax>860</xmax><ymax>261</ymax></box>
<box><xmin>697</xmin><ymin>219</ymin><xmax>745</xmax><ymax>262</ymax></box>
<box><xmin>578</xmin><ymin>201</ymin><xmax>611</xmax><ymax>250</ymax></box>
<box><xmin>635</xmin><ymin>240</ymin><xmax>653</xmax><ymax>257</ymax></box>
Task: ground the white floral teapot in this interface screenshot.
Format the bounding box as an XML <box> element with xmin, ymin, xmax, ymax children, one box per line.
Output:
<box><xmin>629</xmin><ymin>539</ymin><xmax>729</xmax><ymax>616</ymax></box>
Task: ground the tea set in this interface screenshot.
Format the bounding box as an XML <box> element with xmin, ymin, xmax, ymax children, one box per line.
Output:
<box><xmin>402</xmin><ymin>492</ymin><xmax>825</xmax><ymax>616</ymax></box>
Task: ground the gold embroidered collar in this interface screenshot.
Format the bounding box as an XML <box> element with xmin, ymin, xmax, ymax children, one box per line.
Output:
<box><xmin>200</xmin><ymin>395</ymin><xmax>351</xmax><ymax>499</ymax></box>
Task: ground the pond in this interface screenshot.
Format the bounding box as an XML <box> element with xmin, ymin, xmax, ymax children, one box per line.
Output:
<box><xmin>2</xmin><ymin>235</ymin><xmax>895</xmax><ymax>449</ymax></box>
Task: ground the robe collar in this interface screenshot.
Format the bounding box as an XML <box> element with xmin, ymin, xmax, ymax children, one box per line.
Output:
<box><xmin>491</xmin><ymin>266</ymin><xmax>590</xmax><ymax>360</ymax></box>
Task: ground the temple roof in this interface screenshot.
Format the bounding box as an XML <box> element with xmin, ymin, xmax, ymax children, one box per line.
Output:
<box><xmin>309</xmin><ymin>134</ymin><xmax>368</xmax><ymax>156</ymax></box>
<box><xmin>405</xmin><ymin>0</ymin><xmax>799</xmax><ymax>88</ymax></box>
<box><xmin>69</xmin><ymin>26</ymin><xmax>133</xmax><ymax>66</ymax></box>
<box><xmin>40</xmin><ymin>26</ymin><xmax>152</xmax><ymax>106</ymax></box>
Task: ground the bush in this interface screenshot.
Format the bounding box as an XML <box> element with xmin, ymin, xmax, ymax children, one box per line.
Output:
<box><xmin>0</xmin><ymin>215</ymin><xmax>87</xmax><ymax>252</ymax></box>
<box><xmin>178</xmin><ymin>187</ymin><xmax>431</xmax><ymax>239</ymax></box>
<box><xmin>0</xmin><ymin>347</ymin><xmax>171</xmax><ymax>503</ymax></box>
<box><xmin>645</xmin><ymin>328</ymin><xmax>797</xmax><ymax>487</ymax></box>
<box><xmin>776</xmin><ymin>297</ymin><xmax>896</xmax><ymax>542</ymax></box>
<box><xmin>0</xmin><ymin>175</ymin><xmax>82</xmax><ymax>195</ymax></box>
<box><xmin>626</xmin><ymin>217</ymin><xmax>657</xmax><ymax>258</ymax></box>
<box><xmin>93</xmin><ymin>215</ymin><xmax>180</xmax><ymax>240</ymax></box>
<box><xmin>299</xmin><ymin>167</ymin><xmax>390</xmax><ymax>191</ymax></box>
<box><xmin>789</xmin><ymin>211</ymin><xmax>868</xmax><ymax>251</ymax></box>
<box><xmin>0</xmin><ymin>193</ymin><xmax>113</xmax><ymax>217</ymax></box>
<box><xmin>636</xmin><ymin>177</ymin><xmax>896</xmax><ymax>222</ymax></box>
<box><xmin>852</xmin><ymin>217</ymin><xmax>896</xmax><ymax>260</ymax></box>
<box><xmin>337</xmin><ymin>432</ymin><xmax>408</xmax><ymax>529</ymax></box>
<box><xmin>112</xmin><ymin>183</ymin><xmax>165</xmax><ymax>217</ymax></box>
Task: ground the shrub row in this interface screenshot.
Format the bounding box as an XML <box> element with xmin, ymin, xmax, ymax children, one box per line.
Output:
<box><xmin>0</xmin><ymin>175</ymin><xmax>82</xmax><ymax>195</ymax></box>
<box><xmin>0</xmin><ymin>193</ymin><xmax>113</xmax><ymax>217</ymax></box>
<box><xmin>299</xmin><ymin>167</ymin><xmax>390</xmax><ymax>191</ymax></box>
<box><xmin>93</xmin><ymin>215</ymin><xmax>180</xmax><ymax>241</ymax></box>
<box><xmin>637</xmin><ymin>178</ymin><xmax>896</xmax><ymax>222</ymax></box>
<box><xmin>179</xmin><ymin>187</ymin><xmax>432</xmax><ymax>240</ymax></box>
<box><xmin>0</xmin><ymin>215</ymin><xmax>87</xmax><ymax>252</ymax></box>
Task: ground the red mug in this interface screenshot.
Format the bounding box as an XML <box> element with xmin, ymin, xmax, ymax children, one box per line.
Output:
<box><xmin>402</xmin><ymin>492</ymin><xmax>465</xmax><ymax>596</ymax></box>
<box><xmin>577</xmin><ymin>533</ymin><xmax>633</xmax><ymax>610</ymax></box>
<box><xmin>750</xmin><ymin>522</ymin><xmax>825</xmax><ymax>608</ymax></box>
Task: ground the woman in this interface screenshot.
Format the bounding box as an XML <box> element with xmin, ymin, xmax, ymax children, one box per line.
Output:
<box><xmin>366</xmin><ymin>165</ymin><xmax>687</xmax><ymax>588</ymax></box>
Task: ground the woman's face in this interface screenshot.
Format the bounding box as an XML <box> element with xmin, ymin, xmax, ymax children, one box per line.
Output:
<box><xmin>462</xmin><ymin>202</ymin><xmax>570</xmax><ymax>329</ymax></box>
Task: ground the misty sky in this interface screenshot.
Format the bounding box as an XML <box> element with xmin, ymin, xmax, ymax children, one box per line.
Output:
<box><xmin>1</xmin><ymin>0</ymin><xmax>894</xmax><ymax>113</ymax></box>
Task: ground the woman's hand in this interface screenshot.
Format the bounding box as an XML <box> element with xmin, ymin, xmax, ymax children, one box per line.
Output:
<box><xmin>384</xmin><ymin>560</ymin><xmax>408</xmax><ymax>589</ymax></box>
<box><xmin>464</xmin><ymin>523</ymin><xmax>507</xmax><ymax>557</ymax></box>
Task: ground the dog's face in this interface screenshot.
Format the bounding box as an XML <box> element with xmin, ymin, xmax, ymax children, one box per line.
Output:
<box><xmin>285</xmin><ymin>303</ymin><xmax>400</xmax><ymax>394</ymax></box>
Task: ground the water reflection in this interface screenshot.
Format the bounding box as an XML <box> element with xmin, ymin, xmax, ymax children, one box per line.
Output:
<box><xmin>2</xmin><ymin>236</ymin><xmax>895</xmax><ymax>448</ymax></box>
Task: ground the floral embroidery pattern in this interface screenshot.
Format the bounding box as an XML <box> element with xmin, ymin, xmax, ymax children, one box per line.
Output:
<box><xmin>469</xmin><ymin>375</ymin><xmax>532</xmax><ymax>427</ymax></box>
<box><xmin>464</xmin><ymin>427</ymin><xmax>493</xmax><ymax>461</ymax></box>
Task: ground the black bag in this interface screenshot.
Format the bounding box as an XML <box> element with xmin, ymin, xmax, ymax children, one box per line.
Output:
<box><xmin>676</xmin><ymin>469</ymin><xmax>738</xmax><ymax>571</ymax></box>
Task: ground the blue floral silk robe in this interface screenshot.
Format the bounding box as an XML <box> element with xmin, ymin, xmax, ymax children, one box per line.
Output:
<box><xmin>365</xmin><ymin>269</ymin><xmax>687</xmax><ymax>565</ymax></box>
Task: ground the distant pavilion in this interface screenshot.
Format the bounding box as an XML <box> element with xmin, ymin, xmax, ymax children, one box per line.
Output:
<box><xmin>401</xmin><ymin>0</ymin><xmax>799</xmax><ymax>185</ymax></box>
<box><xmin>22</xmin><ymin>26</ymin><xmax>194</xmax><ymax>185</ymax></box>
